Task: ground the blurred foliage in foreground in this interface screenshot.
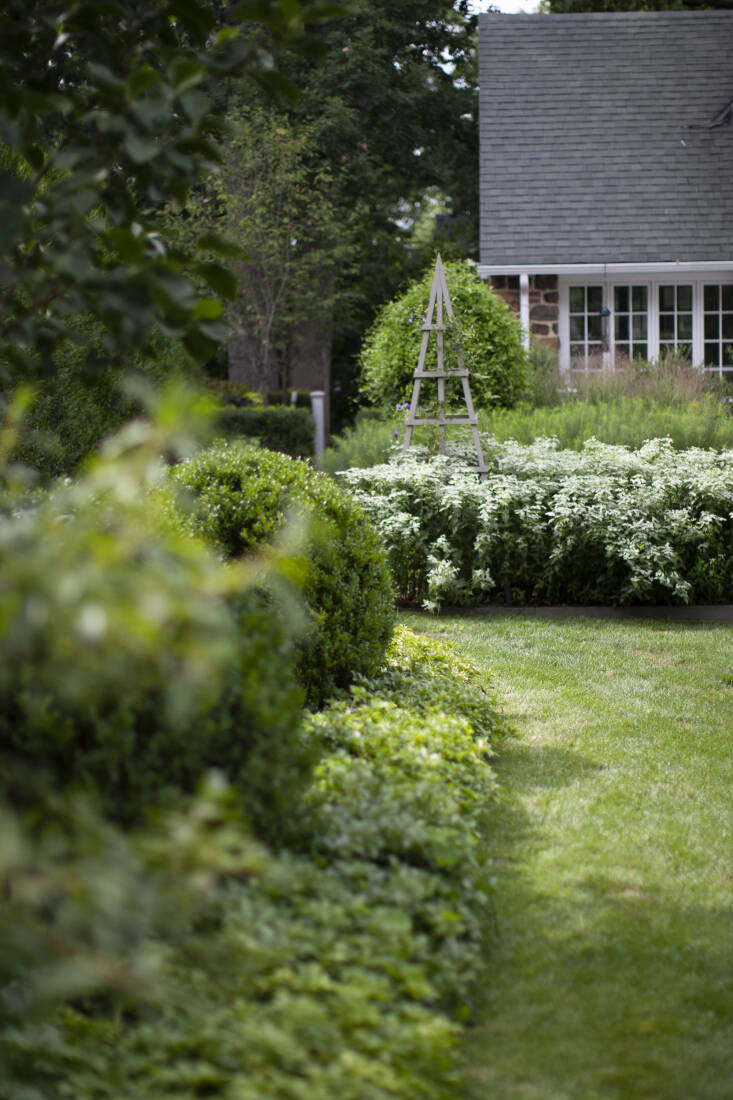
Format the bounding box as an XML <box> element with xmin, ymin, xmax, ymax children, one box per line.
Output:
<box><xmin>0</xmin><ymin>383</ymin><xmax>311</xmax><ymax>841</ymax></box>
<box><xmin>0</xmin><ymin>387</ymin><xmax>512</xmax><ymax>1096</ymax></box>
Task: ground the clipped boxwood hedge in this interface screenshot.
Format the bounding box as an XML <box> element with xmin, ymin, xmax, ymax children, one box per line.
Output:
<box><xmin>171</xmin><ymin>441</ymin><xmax>396</xmax><ymax>705</ymax></box>
<box><xmin>216</xmin><ymin>404</ymin><xmax>315</xmax><ymax>458</ymax></box>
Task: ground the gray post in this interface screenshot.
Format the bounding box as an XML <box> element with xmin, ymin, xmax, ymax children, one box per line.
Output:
<box><xmin>310</xmin><ymin>390</ymin><xmax>326</xmax><ymax>458</ymax></box>
<box><xmin>519</xmin><ymin>273</ymin><xmax>530</xmax><ymax>352</ymax></box>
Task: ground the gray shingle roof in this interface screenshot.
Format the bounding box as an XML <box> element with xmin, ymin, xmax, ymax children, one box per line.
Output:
<box><xmin>478</xmin><ymin>12</ymin><xmax>733</xmax><ymax>267</ymax></box>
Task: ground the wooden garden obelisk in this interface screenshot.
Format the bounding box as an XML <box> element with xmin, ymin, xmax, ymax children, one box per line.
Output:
<box><xmin>402</xmin><ymin>255</ymin><xmax>487</xmax><ymax>480</ymax></box>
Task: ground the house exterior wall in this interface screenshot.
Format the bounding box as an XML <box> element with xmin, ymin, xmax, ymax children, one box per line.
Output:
<box><xmin>490</xmin><ymin>274</ymin><xmax>559</xmax><ymax>348</ymax></box>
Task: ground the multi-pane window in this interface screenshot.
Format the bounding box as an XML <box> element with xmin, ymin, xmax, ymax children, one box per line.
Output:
<box><xmin>569</xmin><ymin>285</ymin><xmax>603</xmax><ymax>366</ymax></box>
<box><xmin>658</xmin><ymin>285</ymin><xmax>693</xmax><ymax>359</ymax></box>
<box><xmin>561</xmin><ymin>278</ymin><xmax>733</xmax><ymax>372</ymax></box>
<box><xmin>613</xmin><ymin>285</ymin><xmax>648</xmax><ymax>361</ymax></box>
<box><xmin>703</xmin><ymin>284</ymin><xmax>733</xmax><ymax>378</ymax></box>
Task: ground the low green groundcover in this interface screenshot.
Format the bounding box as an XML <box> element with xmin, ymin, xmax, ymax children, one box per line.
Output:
<box><xmin>1</xmin><ymin>629</ymin><xmax>512</xmax><ymax>1099</ymax></box>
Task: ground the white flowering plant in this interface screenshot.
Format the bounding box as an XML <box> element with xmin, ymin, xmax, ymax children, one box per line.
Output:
<box><xmin>342</xmin><ymin>438</ymin><xmax>733</xmax><ymax>610</ymax></box>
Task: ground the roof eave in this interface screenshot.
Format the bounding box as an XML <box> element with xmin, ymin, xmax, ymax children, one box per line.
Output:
<box><xmin>477</xmin><ymin>261</ymin><xmax>733</xmax><ymax>278</ymax></box>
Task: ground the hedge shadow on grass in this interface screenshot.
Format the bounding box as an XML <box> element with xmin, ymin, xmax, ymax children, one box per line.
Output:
<box><xmin>466</xmin><ymin>742</ymin><xmax>733</xmax><ymax>1098</ymax></box>
<box><xmin>498</xmin><ymin>744</ymin><xmax>604</xmax><ymax>793</ymax></box>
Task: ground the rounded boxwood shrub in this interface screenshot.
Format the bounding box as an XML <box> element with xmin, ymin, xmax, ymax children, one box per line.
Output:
<box><xmin>360</xmin><ymin>259</ymin><xmax>529</xmax><ymax>411</ymax></box>
<box><xmin>171</xmin><ymin>441</ymin><xmax>396</xmax><ymax>706</ymax></box>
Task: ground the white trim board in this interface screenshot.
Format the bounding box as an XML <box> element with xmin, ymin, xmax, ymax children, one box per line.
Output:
<box><xmin>478</xmin><ymin>262</ymin><xmax>733</xmax><ymax>278</ymax></box>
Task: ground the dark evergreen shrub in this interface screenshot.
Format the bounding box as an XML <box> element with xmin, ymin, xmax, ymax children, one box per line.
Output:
<box><xmin>171</xmin><ymin>441</ymin><xmax>396</xmax><ymax>706</ymax></box>
<box><xmin>201</xmin><ymin>378</ymin><xmax>262</xmax><ymax>406</ymax></box>
<box><xmin>266</xmin><ymin>388</ymin><xmax>312</xmax><ymax>408</ymax></box>
<box><xmin>216</xmin><ymin>405</ymin><xmax>315</xmax><ymax>457</ymax></box>
<box><xmin>9</xmin><ymin>322</ymin><xmax>203</xmax><ymax>479</ymax></box>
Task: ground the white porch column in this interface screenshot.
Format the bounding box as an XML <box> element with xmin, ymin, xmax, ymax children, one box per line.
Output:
<box><xmin>519</xmin><ymin>273</ymin><xmax>530</xmax><ymax>351</ymax></box>
<box><xmin>310</xmin><ymin>390</ymin><xmax>326</xmax><ymax>458</ymax></box>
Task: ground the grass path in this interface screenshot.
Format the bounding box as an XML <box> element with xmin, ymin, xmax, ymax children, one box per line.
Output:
<box><xmin>400</xmin><ymin>611</ymin><xmax>733</xmax><ymax>1100</ymax></box>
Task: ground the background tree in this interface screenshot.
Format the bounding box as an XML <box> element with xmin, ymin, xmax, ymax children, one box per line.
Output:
<box><xmin>274</xmin><ymin>0</ymin><xmax>481</xmax><ymax>423</ymax></box>
<box><xmin>0</xmin><ymin>0</ymin><xmax>347</xmax><ymax>384</ymax></box>
<box><xmin>2</xmin><ymin>0</ymin><xmax>483</xmax><ymax>437</ymax></box>
<box><xmin>216</xmin><ymin>107</ymin><xmax>351</xmax><ymax>396</ymax></box>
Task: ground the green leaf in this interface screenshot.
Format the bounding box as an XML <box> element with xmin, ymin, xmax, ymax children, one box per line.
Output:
<box><xmin>24</xmin><ymin>144</ymin><xmax>45</xmax><ymax>171</ymax></box>
<box><xmin>127</xmin><ymin>64</ymin><xmax>163</xmax><ymax>98</ymax></box>
<box><xmin>169</xmin><ymin>57</ymin><xmax>206</xmax><ymax>93</ymax></box>
<box><xmin>195</xmin><ymin>232</ymin><xmax>245</xmax><ymax>260</ymax></box>
<box><xmin>255</xmin><ymin>70</ymin><xmax>301</xmax><ymax>105</ymax></box>
<box><xmin>0</xmin><ymin>171</ymin><xmax>33</xmax><ymax>250</ymax></box>
<box><xmin>279</xmin><ymin>0</ymin><xmax>301</xmax><ymax>21</ymax></box>
<box><xmin>87</xmin><ymin>62</ymin><xmax>125</xmax><ymax>92</ymax></box>
<box><xmin>168</xmin><ymin>0</ymin><xmax>216</xmax><ymax>43</ymax></box>
<box><xmin>194</xmin><ymin>262</ymin><xmax>238</xmax><ymax>300</ymax></box>
<box><xmin>149</xmin><ymin>270</ymin><xmax>197</xmax><ymax>311</ymax></box>
<box><xmin>210</xmin><ymin>33</ymin><xmax>256</xmax><ymax>73</ymax></box>
<box><xmin>51</xmin><ymin>147</ymin><xmax>85</xmax><ymax>170</ymax></box>
<box><xmin>180</xmin><ymin>90</ymin><xmax>210</xmax><ymax>124</ymax></box>
<box><xmin>130</xmin><ymin>99</ymin><xmax>169</xmax><ymax>131</ymax></box>
<box><xmin>197</xmin><ymin>318</ymin><xmax>228</xmax><ymax>342</ymax></box>
<box><xmin>183</xmin><ymin>326</ymin><xmax>220</xmax><ymax>361</ymax></box>
<box><xmin>194</xmin><ymin>298</ymin><xmax>224</xmax><ymax>320</ymax></box>
<box><xmin>0</xmin><ymin>119</ymin><xmax>20</xmax><ymax>149</ymax></box>
<box><xmin>301</xmin><ymin>1</ymin><xmax>351</xmax><ymax>19</ymax></box>
<box><xmin>123</xmin><ymin>132</ymin><xmax>160</xmax><ymax>164</ymax></box>
<box><xmin>167</xmin><ymin>177</ymin><xmax>191</xmax><ymax>210</ymax></box>
<box><xmin>107</xmin><ymin>227</ymin><xmax>146</xmax><ymax>264</ymax></box>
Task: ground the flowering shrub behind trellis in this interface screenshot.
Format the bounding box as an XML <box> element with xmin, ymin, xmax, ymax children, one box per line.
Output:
<box><xmin>341</xmin><ymin>438</ymin><xmax>733</xmax><ymax>609</ymax></box>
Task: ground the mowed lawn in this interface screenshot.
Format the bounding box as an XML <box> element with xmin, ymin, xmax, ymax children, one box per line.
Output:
<box><xmin>400</xmin><ymin>610</ymin><xmax>733</xmax><ymax>1100</ymax></box>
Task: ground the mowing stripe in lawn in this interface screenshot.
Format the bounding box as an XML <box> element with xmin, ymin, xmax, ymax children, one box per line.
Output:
<box><xmin>400</xmin><ymin>611</ymin><xmax>733</xmax><ymax>1100</ymax></box>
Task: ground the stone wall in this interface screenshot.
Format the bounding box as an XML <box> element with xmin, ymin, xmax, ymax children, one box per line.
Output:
<box><xmin>490</xmin><ymin>274</ymin><xmax>559</xmax><ymax>347</ymax></box>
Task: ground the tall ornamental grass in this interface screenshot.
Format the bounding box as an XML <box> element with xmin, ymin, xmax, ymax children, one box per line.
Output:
<box><xmin>320</xmin><ymin>396</ymin><xmax>733</xmax><ymax>476</ymax></box>
<box><xmin>478</xmin><ymin>396</ymin><xmax>733</xmax><ymax>452</ymax></box>
<box><xmin>342</xmin><ymin>439</ymin><xmax>733</xmax><ymax>609</ymax></box>
<box><xmin>526</xmin><ymin>345</ymin><xmax>730</xmax><ymax>408</ymax></box>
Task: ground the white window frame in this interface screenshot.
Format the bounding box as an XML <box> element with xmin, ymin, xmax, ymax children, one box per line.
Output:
<box><xmin>701</xmin><ymin>284</ymin><xmax>733</xmax><ymax>377</ymax></box>
<box><xmin>609</xmin><ymin>282</ymin><xmax>651</xmax><ymax>364</ymax></box>
<box><xmin>566</xmin><ymin>283</ymin><xmax>605</xmax><ymax>367</ymax></box>
<box><xmin>558</xmin><ymin>273</ymin><xmax>733</xmax><ymax>374</ymax></box>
